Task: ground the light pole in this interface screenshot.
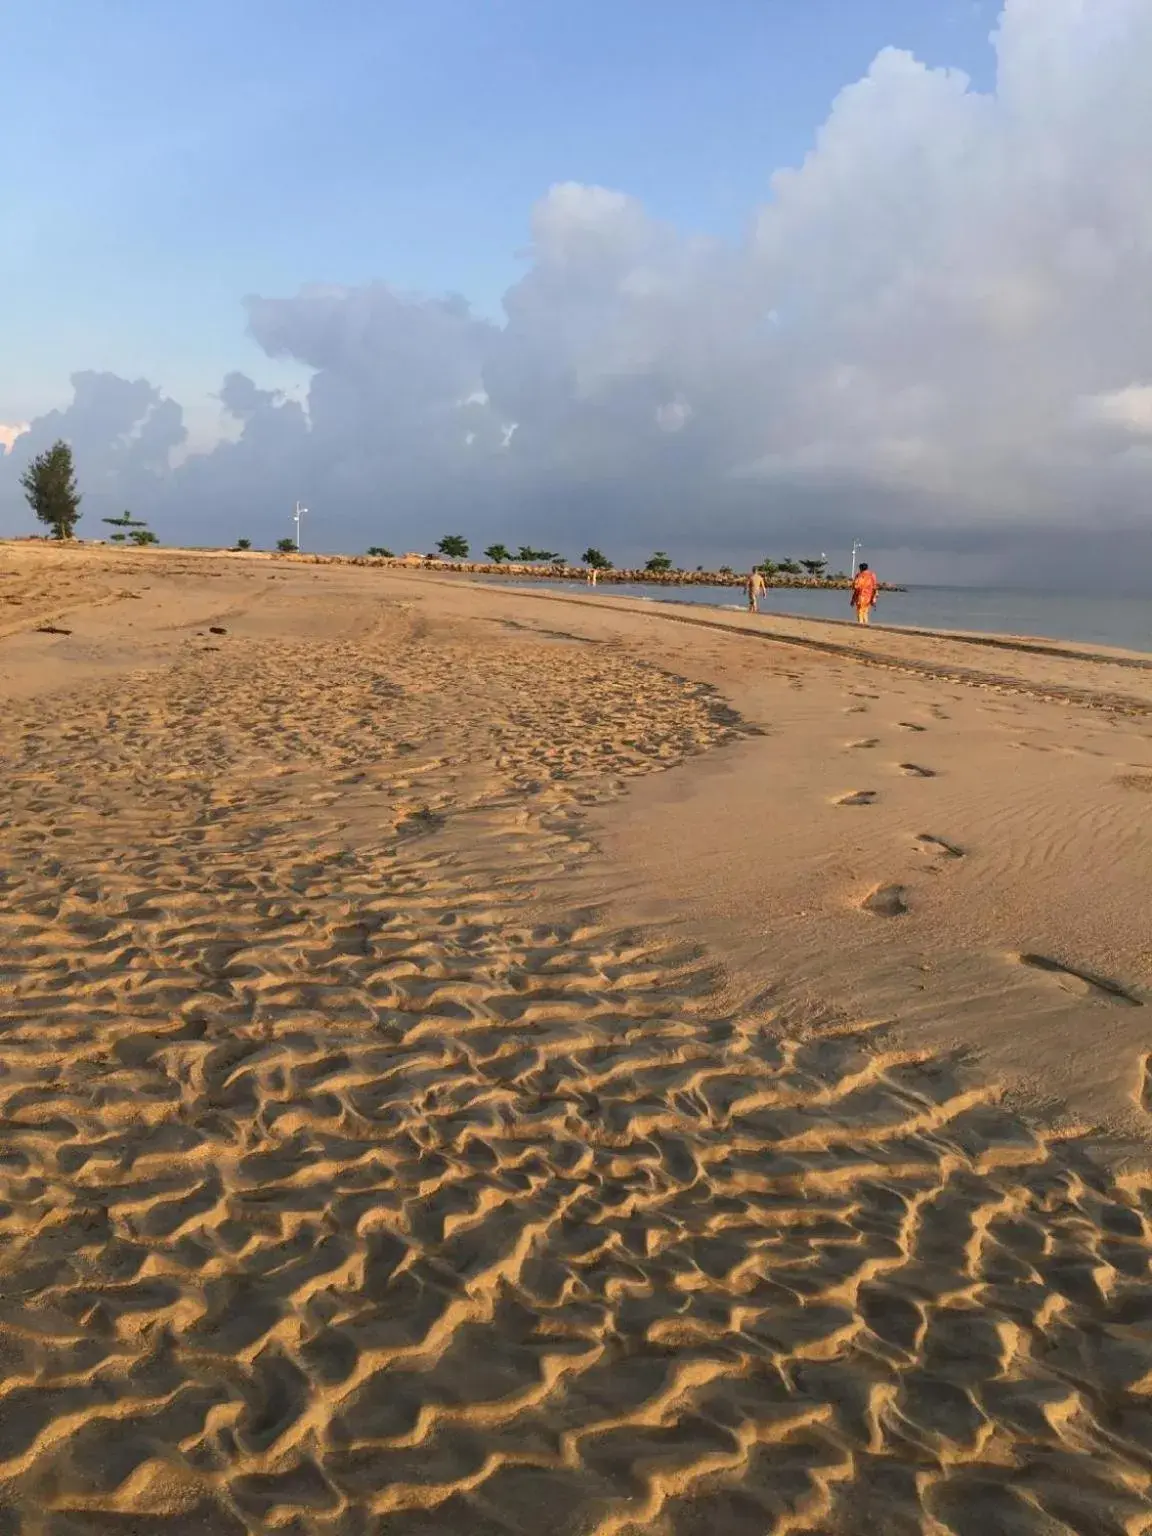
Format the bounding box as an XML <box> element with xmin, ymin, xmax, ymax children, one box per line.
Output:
<box><xmin>294</xmin><ymin>501</ymin><xmax>307</xmax><ymax>552</ymax></box>
<box><xmin>851</xmin><ymin>540</ymin><xmax>861</xmax><ymax>576</ymax></box>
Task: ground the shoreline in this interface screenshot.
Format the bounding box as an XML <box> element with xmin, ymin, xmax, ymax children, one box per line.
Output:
<box><xmin>484</xmin><ymin>574</ymin><xmax>1152</xmax><ymax>672</ymax></box>
<box><xmin>7</xmin><ymin>534</ymin><xmax>1147</xmax><ymax>660</ymax></box>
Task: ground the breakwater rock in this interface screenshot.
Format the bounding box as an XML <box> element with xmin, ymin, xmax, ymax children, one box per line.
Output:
<box><xmin>281</xmin><ymin>552</ymin><xmax>904</xmax><ymax>592</ymax></box>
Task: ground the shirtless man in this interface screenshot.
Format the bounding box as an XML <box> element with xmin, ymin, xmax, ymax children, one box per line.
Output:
<box><xmin>746</xmin><ymin>569</ymin><xmax>766</xmax><ymax>613</ymax></box>
<box><xmin>851</xmin><ymin>562</ymin><xmax>879</xmax><ymax>624</ymax></box>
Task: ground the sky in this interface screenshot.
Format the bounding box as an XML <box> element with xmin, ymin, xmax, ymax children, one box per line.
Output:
<box><xmin>2</xmin><ymin>0</ymin><xmax>1150</xmax><ymax>588</ymax></box>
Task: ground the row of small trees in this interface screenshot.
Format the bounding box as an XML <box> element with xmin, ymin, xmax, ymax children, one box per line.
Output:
<box><xmin>432</xmin><ymin>536</ymin><xmax>838</xmax><ymax>578</ymax></box>
<box><xmin>435</xmin><ymin>534</ymin><xmax>578</xmax><ymax>565</ymax></box>
<box><xmin>755</xmin><ymin>557</ymin><xmax>836</xmax><ymax>579</ymax></box>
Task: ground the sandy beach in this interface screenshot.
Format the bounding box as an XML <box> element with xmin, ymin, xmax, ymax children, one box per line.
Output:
<box><xmin>3</xmin><ymin>541</ymin><xmax>1152</xmax><ymax>1535</ymax></box>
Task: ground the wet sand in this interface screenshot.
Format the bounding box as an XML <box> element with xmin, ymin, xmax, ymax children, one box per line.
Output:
<box><xmin>2</xmin><ymin>542</ymin><xmax>1151</xmax><ymax>1535</ymax></box>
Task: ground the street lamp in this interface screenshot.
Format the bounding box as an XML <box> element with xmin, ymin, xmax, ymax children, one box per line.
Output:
<box><xmin>294</xmin><ymin>501</ymin><xmax>307</xmax><ymax>551</ymax></box>
<box><xmin>851</xmin><ymin>540</ymin><xmax>861</xmax><ymax>576</ymax></box>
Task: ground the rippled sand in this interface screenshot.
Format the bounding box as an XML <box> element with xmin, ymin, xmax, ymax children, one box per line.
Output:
<box><xmin>2</xmin><ymin>546</ymin><xmax>1152</xmax><ymax>1534</ymax></box>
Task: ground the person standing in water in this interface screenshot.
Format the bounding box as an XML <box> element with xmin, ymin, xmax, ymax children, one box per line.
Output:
<box><xmin>587</xmin><ymin>566</ymin><xmax>599</xmax><ymax>586</ymax></box>
<box><xmin>746</xmin><ymin>568</ymin><xmax>766</xmax><ymax>613</ymax></box>
<box><xmin>851</xmin><ymin>562</ymin><xmax>879</xmax><ymax>624</ymax></box>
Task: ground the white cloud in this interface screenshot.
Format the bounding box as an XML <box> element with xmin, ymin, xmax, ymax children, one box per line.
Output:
<box><xmin>656</xmin><ymin>397</ymin><xmax>692</xmax><ymax>434</ymax></box>
<box><xmin>2</xmin><ymin>0</ymin><xmax>1152</xmax><ymax>583</ymax></box>
<box><xmin>1078</xmin><ymin>385</ymin><xmax>1152</xmax><ymax>436</ymax></box>
<box><xmin>0</xmin><ymin>423</ymin><xmax>29</xmax><ymax>455</ymax></box>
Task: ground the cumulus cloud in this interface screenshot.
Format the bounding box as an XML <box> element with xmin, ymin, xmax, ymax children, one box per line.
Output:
<box><xmin>0</xmin><ymin>372</ymin><xmax>185</xmax><ymax>529</ymax></box>
<box><xmin>2</xmin><ymin>0</ymin><xmax>1152</xmax><ymax>582</ymax></box>
<box><xmin>0</xmin><ymin>423</ymin><xmax>29</xmax><ymax>456</ymax></box>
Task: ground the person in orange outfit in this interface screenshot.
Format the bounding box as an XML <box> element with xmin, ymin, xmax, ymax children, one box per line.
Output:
<box><xmin>851</xmin><ymin>562</ymin><xmax>879</xmax><ymax>624</ymax></box>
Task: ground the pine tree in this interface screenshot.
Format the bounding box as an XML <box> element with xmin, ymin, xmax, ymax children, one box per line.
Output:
<box><xmin>20</xmin><ymin>440</ymin><xmax>82</xmax><ymax>539</ymax></box>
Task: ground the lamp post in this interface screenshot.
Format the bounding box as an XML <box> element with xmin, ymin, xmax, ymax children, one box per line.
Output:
<box><xmin>294</xmin><ymin>501</ymin><xmax>307</xmax><ymax>552</ymax></box>
<box><xmin>851</xmin><ymin>540</ymin><xmax>861</xmax><ymax>576</ymax></box>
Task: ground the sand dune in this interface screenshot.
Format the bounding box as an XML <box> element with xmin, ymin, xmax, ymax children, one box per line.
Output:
<box><xmin>1</xmin><ymin>548</ymin><xmax>1152</xmax><ymax>1533</ymax></box>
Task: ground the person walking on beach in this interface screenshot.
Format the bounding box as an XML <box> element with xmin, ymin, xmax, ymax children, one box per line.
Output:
<box><xmin>851</xmin><ymin>562</ymin><xmax>879</xmax><ymax>625</ymax></box>
<box><xmin>587</xmin><ymin>566</ymin><xmax>598</xmax><ymax>586</ymax></box>
<box><xmin>746</xmin><ymin>569</ymin><xmax>766</xmax><ymax>613</ymax></box>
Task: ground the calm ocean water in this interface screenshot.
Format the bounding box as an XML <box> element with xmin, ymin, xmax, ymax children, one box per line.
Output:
<box><xmin>482</xmin><ymin>579</ymin><xmax>1152</xmax><ymax>656</ymax></box>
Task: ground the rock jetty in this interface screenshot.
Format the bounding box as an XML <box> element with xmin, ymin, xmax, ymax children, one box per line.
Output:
<box><xmin>279</xmin><ymin>551</ymin><xmax>903</xmax><ymax>592</ymax></box>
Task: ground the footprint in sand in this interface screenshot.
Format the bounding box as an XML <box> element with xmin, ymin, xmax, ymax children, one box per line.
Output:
<box><xmin>898</xmin><ymin>721</ymin><xmax>928</xmax><ymax>733</ymax></box>
<box><xmin>846</xmin><ymin>738</ymin><xmax>880</xmax><ymax>750</ymax></box>
<box><xmin>861</xmin><ymin>883</ymin><xmax>909</xmax><ymax>917</ymax></box>
<box><xmin>1014</xmin><ymin>952</ymin><xmax>1143</xmax><ymax>1007</ymax></box>
<box><xmin>914</xmin><ymin>833</ymin><xmax>964</xmax><ymax>860</ymax></box>
<box><xmin>836</xmin><ymin>789</ymin><xmax>877</xmax><ymax>806</ymax></box>
<box><xmin>899</xmin><ymin>763</ymin><xmax>937</xmax><ymax>778</ymax></box>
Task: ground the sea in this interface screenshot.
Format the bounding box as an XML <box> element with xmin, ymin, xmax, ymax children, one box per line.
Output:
<box><xmin>476</xmin><ymin>578</ymin><xmax>1152</xmax><ymax>656</ymax></box>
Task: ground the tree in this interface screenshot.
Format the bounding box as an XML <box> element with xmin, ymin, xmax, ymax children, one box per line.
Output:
<box><xmin>777</xmin><ymin>558</ymin><xmax>802</xmax><ymax>575</ymax></box>
<box><xmin>437</xmin><ymin>534</ymin><xmax>470</xmax><ymax>559</ymax></box>
<box><xmin>516</xmin><ymin>545</ymin><xmax>561</xmax><ymax>563</ymax></box>
<box><xmin>484</xmin><ymin>543</ymin><xmax>512</xmax><ymax>563</ymax></box>
<box><xmin>800</xmin><ymin>558</ymin><xmax>828</xmax><ymax>579</ymax></box>
<box><xmin>581</xmin><ymin>547</ymin><xmax>613</xmax><ymax>570</ymax></box>
<box><xmin>645</xmin><ymin>551</ymin><xmax>673</xmax><ymax>573</ymax></box>
<box><xmin>104</xmin><ymin>511</ymin><xmax>157</xmax><ymax>548</ymax></box>
<box><xmin>719</xmin><ymin>565</ymin><xmax>734</xmax><ymax>575</ymax></box>
<box><xmin>756</xmin><ymin>559</ymin><xmax>779</xmax><ymax>577</ymax></box>
<box><xmin>103</xmin><ymin>510</ymin><xmax>147</xmax><ymax>532</ymax></box>
<box><xmin>366</xmin><ymin>546</ymin><xmax>393</xmax><ymax>557</ymax></box>
<box><xmin>276</xmin><ymin>538</ymin><xmax>297</xmax><ymax>554</ymax></box>
<box><xmin>20</xmin><ymin>440</ymin><xmax>81</xmax><ymax>539</ymax></box>
<box><xmin>235</xmin><ymin>538</ymin><xmax>252</xmax><ymax>551</ymax></box>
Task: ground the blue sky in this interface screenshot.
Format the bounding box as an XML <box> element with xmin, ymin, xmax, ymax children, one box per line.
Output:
<box><xmin>1</xmin><ymin>0</ymin><xmax>997</xmax><ymax>432</ymax></box>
